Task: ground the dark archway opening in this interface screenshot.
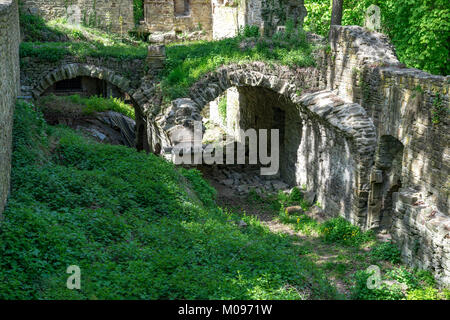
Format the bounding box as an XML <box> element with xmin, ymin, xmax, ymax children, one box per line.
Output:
<box><xmin>367</xmin><ymin>135</ymin><xmax>404</xmax><ymax>230</ymax></box>
<box><xmin>38</xmin><ymin>76</ymin><xmax>144</xmax><ymax>150</ymax></box>
<box><xmin>198</xmin><ymin>86</ymin><xmax>302</xmax><ymax>194</ymax></box>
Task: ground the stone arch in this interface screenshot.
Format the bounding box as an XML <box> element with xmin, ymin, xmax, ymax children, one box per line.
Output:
<box><xmin>31</xmin><ymin>63</ymin><xmax>135</xmax><ymax>99</ymax></box>
<box><xmin>29</xmin><ymin>63</ymin><xmax>151</xmax><ymax>151</ymax></box>
<box><xmin>158</xmin><ymin>62</ymin><xmax>377</xmax><ymax>227</ymax></box>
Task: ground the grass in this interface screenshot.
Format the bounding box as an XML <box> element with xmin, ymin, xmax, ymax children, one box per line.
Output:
<box><xmin>0</xmin><ymin>101</ymin><xmax>339</xmax><ymax>299</ymax></box>
<box><xmin>36</xmin><ymin>94</ymin><xmax>136</xmax><ymax>120</ymax></box>
<box><xmin>20</xmin><ymin>40</ymin><xmax>148</xmax><ymax>63</ymax></box>
<box><xmin>236</xmin><ymin>187</ymin><xmax>449</xmax><ymax>300</ymax></box>
<box><xmin>161</xmin><ymin>29</ymin><xmax>317</xmax><ymax>101</ymax></box>
<box><xmin>19</xmin><ymin>12</ymin><xmax>148</xmax><ymax>62</ymax></box>
<box><xmin>19</xmin><ymin>12</ymin><xmax>319</xmax><ymax>103</ymax></box>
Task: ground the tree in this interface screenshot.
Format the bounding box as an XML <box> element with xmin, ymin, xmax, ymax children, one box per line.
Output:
<box><xmin>331</xmin><ymin>0</ymin><xmax>343</xmax><ymax>25</ymax></box>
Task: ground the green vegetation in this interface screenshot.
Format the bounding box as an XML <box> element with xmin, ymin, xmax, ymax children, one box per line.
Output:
<box><xmin>275</xmin><ymin>188</ymin><xmax>374</xmax><ymax>246</ymax></box>
<box><xmin>369</xmin><ymin>241</ymin><xmax>401</xmax><ymax>264</ymax></box>
<box><xmin>0</xmin><ymin>101</ymin><xmax>339</xmax><ymax>299</ymax></box>
<box><xmin>19</xmin><ymin>10</ymin><xmax>148</xmax><ymax>62</ymax></box>
<box><xmin>304</xmin><ymin>0</ymin><xmax>450</xmax><ymax>75</ymax></box>
<box><xmin>320</xmin><ymin>218</ymin><xmax>374</xmax><ymax>247</ymax></box>
<box><xmin>218</xmin><ymin>95</ymin><xmax>227</xmax><ymax>124</ymax></box>
<box><xmin>352</xmin><ymin>266</ymin><xmax>450</xmax><ymax>300</ymax></box>
<box><xmin>20</xmin><ymin>37</ymin><xmax>147</xmax><ymax>63</ymax></box>
<box><xmin>19</xmin><ymin>11</ymin><xmax>317</xmax><ymax>102</ymax></box>
<box><xmin>431</xmin><ymin>92</ymin><xmax>449</xmax><ymax>124</ymax></box>
<box><xmin>234</xmin><ymin>186</ymin><xmax>448</xmax><ymax>300</ymax></box>
<box><xmin>133</xmin><ymin>0</ymin><xmax>144</xmax><ymax>26</ymax></box>
<box><xmin>161</xmin><ymin>26</ymin><xmax>315</xmax><ymax>101</ymax></box>
<box><xmin>36</xmin><ymin>94</ymin><xmax>135</xmax><ymax>120</ymax></box>
<box><xmin>19</xmin><ymin>9</ymin><xmax>67</xmax><ymax>42</ymax></box>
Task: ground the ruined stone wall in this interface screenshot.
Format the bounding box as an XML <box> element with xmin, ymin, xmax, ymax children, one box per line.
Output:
<box><xmin>328</xmin><ymin>25</ymin><xmax>450</xmax><ymax>286</ymax></box>
<box><xmin>236</xmin><ymin>87</ymin><xmax>363</xmax><ymax>222</ymax></box>
<box><xmin>212</xmin><ymin>0</ymin><xmax>306</xmax><ymax>40</ymax></box>
<box><xmin>144</xmin><ymin>0</ymin><xmax>212</xmax><ymax>36</ymax></box>
<box><xmin>20</xmin><ymin>0</ymin><xmax>135</xmax><ymax>34</ymax></box>
<box><xmin>156</xmin><ymin>62</ymin><xmax>376</xmax><ymax>226</ymax></box>
<box><xmin>20</xmin><ymin>56</ymin><xmax>145</xmax><ymax>98</ymax></box>
<box><xmin>212</xmin><ymin>0</ymin><xmax>246</xmax><ymax>39</ymax></box>
<box><xmin>0</xmin><ymin>0</ymin><xmax>20</xmax><ymax>216</ymax></box>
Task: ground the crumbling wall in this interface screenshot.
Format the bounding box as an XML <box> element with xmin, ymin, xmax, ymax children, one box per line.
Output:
<box><xmin>20</xmin><ymin>56</ymin><xmax>145</xmax><ymax>98</ymax></box>
<box><xmin>328</xmin><ymin>25</ymin><xmax>450</xmax><ymax>286</ymax></box>
<box><xmin>156</xmin><ymin>62</ymin><xmax>376</xmax><ymax>226</ymax></box>
<box><xmin>212</xmin><ymin>0</ymin><xmax>307</xmax><ymax>40</ymax></box>
<box><xmin>212</xmin><ymin>0</ymin><xmax>246</xmax><ymax>39</ymax></box>
<box><xmin>0</xmin><ymin>0</ymin><xmax>20</xmax><ymax>216</ymax></box>
<box><xmin>20</xmin><ymin>0</ymin><xmax>135</xmax><ymax>34</ymax></box>
<box><xmin>144</xmin><ymin>0</ymin><xmax>212</xmax><ymax>36</ymax></box>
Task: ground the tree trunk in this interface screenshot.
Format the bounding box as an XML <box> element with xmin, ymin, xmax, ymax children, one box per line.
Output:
<box><xmin>331</xmin><ymin>0</ymin><xmax>343</xmax><ymax>26</ymax></box>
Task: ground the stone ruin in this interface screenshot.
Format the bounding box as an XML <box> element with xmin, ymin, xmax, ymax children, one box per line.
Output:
<box><xmin>2</xmin><ymin>0</ymin><xmax>449</xmax><ymax>287</ymax></box>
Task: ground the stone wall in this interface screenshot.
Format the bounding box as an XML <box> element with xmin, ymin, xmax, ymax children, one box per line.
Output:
<box><xmin>20</xmin><ymin>0</ymin><xmax>135</xmax><ymax>34</ymax></box>
<box><xmin>151</xmin><ymin>25</ymin><xmax>449</xmax><ymax>285</ymax></box>
<box><xmin>143</xmin><ymin>0</ymin><xmax>212</xmax><ymax>37</ymax></box>
<box><xmin>328</xmin><ymin>25</ymin><xmax>449</xmax><ymax>286</ymax></box>
<box><xmin>212</xmin><ymin>0</ymin><xmax>246</xmax><ymax>39</ymax></box>
<box><xmin>212</xmin><ymin>0</ymin><xmax>307</xmax><ymax>40</ymax></box>
<box><xmin>20</xmin><ymin>56</ymin><xmax>146</xmax><ymax>98</ymax></box>
<box><xmin>156</xmin><ymin>62</ymin><xmax>377</xmax><ymax>225</ymax></box>
<box><xmin>0</xmin><ymin>0</ymin><xmax>20</xmax><ymax>216</ymax></box>
<box><xmin>141</xmin><ymin>0</ymin><xmax>306</xmax><ymax>41</ymax></box>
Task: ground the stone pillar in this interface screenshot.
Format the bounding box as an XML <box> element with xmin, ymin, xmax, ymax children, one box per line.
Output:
<box><xmin>146</xmin><ymin>44</ymin><xmax>166</xmax><ymax>72</ymax></box>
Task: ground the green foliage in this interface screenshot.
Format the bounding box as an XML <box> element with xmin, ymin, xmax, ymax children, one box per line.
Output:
<box><xmin>407</xmin><ymin>287</ymin><xmax>450</xmax><ymax>300</ymax></box>
<box><xmin>19</xmin><ymin>12</ymin><xmax>148</xmax><ymax>62</ymax></box>
<box><xmin>133</xmin><ymin>0</ymin><xmax>144</xmax><ymax>25</ymax></box>
<box><xmin>179</xmin><ymin>168</ymin><xmax>217</xmax><ymax>207</ymax></box>
<box><xmin>37</xmin><ymin>94</ymin><xmax>135</xmax><ymax>120</ymax></box>
<box><xmin>288</xmin><ymin>187</ymin><xmax>303</xmax><ymax>203</ymax></box>
<box><xmin>19</xmin><ymin>10</ymin><xmax>67</xmax><ymax>42</ymax></box>
<box><xmin>218</xmin><ymin>95</ymin><xmax>227</xmax><ymax>123</ymax></box>
<box><xmin>161</xmin><ymin>30</ymin><xmax>315</xmax><ymax>101</ymax></box>
<box><xmin>320</xmin><ymin>217</ymin><xmax>374</xmax><ymax>247</ymax></box>
<box><xmin>0</xmin><ymin>101</ymin><xmax>338</xmax><ymax>299</ymax></box>
<box><xmin>20</xmin><ymin>40</ymin><xmax>147</xmax><ymax>62</ymax></box>
<box><xmin>304</xmin><ymin>0</ymin><xmax>449</xmax><ymax>75</ymax></box>
<box><xmin>238</xmin><ymin>25</ymin><xmax>260</xmax><ymax>38</ymax></box>
<box><xmin>351</xmin><ymin>265</ymin><xmax>448</xmax><ymax>300</ymax></box>
<box><xmin>431</xmin><ymin>92</ymin><xmax>449</xmax><ymax>124</ymax></box>
<box><xmin>386</xmin><ymin>266</ymin><xmax>435</xmax><ymax>290</ymax></box>
<box><xmin>351</xmin><ymin>270</ymin><xmax>405</xmax><ymax>300</ymax></box>
<box><xmin>369</xmin><ymin>241</ymin><xmax>401</xmax><ymax>264</ymax></box>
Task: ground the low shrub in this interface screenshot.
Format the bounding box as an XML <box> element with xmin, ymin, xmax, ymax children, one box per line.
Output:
<box><xmin>320</xmin><ymin>217</ymin><xmax>374</xmax><ymax>247</ymax></box>
<box><xmin>369</xmin><ymin>241</ymin><xmax>401</xmax><ymax>264</ymax></box>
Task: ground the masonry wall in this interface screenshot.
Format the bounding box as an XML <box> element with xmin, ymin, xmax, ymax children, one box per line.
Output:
<box><xmin>20</xmin><ymin>56</ymin><xmax>145</xmax><ymax>98</ymax></box>
<box><xmin>328</xmin><ymin>25</ymin><xmax>450</xmax><ymax>286</ymax></box>
<box><xmin>212</xmin><ymin>0</ymin><xmax>246</xmax><ymax>39</ymax></box>
<box><xmin>212</xmin><ymin>0</ymin><xmax>306</xmax><ymax>40</ymax></box>
<box><xmin>20</xmin><ymin>0</ymin><xmax>135</xmax><ymax>34</ymax></box>
<box><xmin>144</xmin><ymin>0</ymin><xmax>212</xmax><ymax>36</ymax></box>
<box><xmin>0</xmin><ymin>0</ymin><xmax>20</xmax><ymax>216</ymax></box>
<box><xmin>236</xmin><ymin>86</ymin><xmax>359</xmax><ymax>221</ymax></box>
